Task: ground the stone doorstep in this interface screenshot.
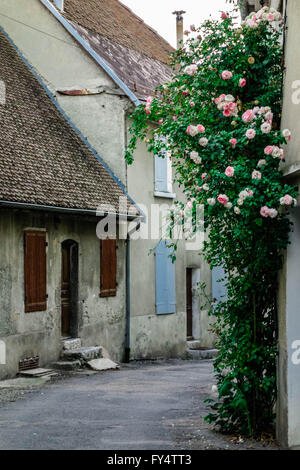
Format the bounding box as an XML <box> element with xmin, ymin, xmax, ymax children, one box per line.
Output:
<box><xmin>61</xmin><ymin>338</ymin><xmax>81</xmax><ymax>351</ymax></box>
<box><xmin>187</xmin><ymin>348</ymin><xmax>218</xmax><ymax>360</ymax></box>
<box><xmin>61</xmin><ymin>346</ymin><xmax>103</xmax><ymax>362</ymax></box>
<box><xmin>52</xmin><ymin>360</ymin><xmax>82</xmax><ymax>371</ymax></box>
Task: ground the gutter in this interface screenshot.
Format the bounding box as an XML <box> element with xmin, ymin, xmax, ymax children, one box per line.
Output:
<box><xmin>39</xmin><ymin>0</ymin><xmax>141</xmax><ymax>107</ymax></box>
<box><xmin>0</xmin><ymin>200</ymin><xmax>139</xmax><ymax>220</ymax></box>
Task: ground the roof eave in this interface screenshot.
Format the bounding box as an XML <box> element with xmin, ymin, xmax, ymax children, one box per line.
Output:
<box><xmin>39</xmin><ymin>0</ymin><xmax>141</xmax><ymax>107</ymax></box>
<box><xmin>0</xmin><ymin>200</ymin><xmax>143</xmax><ymax>220</ymax></box>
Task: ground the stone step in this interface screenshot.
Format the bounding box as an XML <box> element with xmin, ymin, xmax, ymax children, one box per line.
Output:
<box><xmin>187</xmin><ymin>348</ymin><xmax>218</xmax><ymax>360</ymax></box>
<box><xmin>61</xmin><ymin>346</ymin><xmax>102</xmax><ymax>362</ymax></box>
<box><xmin>62</xmin><ymin>338</ymin><xmax>81</xmax><ymax>351</ymax></box>
<box><xmin>52</xmin><ymin>360</ymin><xmax>82</xmax><ymax>371</ymax></box>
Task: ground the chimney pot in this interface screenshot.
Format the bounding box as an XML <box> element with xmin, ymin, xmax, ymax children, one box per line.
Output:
<box><xmin>173</xmin><ymin>10</ymin><xmax>186</xmax><ymax>49</ymax></box>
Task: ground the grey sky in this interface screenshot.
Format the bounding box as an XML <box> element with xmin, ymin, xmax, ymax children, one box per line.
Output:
<box><xmin>120</xmin><ymin>0</ymin><xmax>231</xmax><ymax>47</ymax></box>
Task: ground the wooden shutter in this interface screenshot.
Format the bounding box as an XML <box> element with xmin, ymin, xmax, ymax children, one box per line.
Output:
<box><xmin>100</xmin><ymin>239</ymin><xmax>117</xmax><ymax>297</ymax></box>
<box><xmin>155</xmin><ymin>241</ymin><xmax>176</xmax><ymax>314</ymax></box>
<box><xmin>24</xmin><ymin>230</ymin><xmax>47</xmax><ymax>313</ymax></box>
<box><xmin>154</xmin><ymin>153</ymin><xmax>168</xmax><ymax>192</ymax></box>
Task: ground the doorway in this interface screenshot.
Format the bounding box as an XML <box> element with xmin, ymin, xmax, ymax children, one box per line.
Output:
<box><xmin>186</xmin><ymin>268</ymin><xmax>193</xmax><ymax>339</ymax></box>
<box><xmin>61</xmin><ymin>240</ymin><xmax>78</xmax><ymax>338</ymax></box>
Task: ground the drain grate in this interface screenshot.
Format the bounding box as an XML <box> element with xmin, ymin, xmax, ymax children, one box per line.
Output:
<box><xmin>19</xmin><ymin>355</ymin><xmax>40</xmax><ymax>371</ymax></box>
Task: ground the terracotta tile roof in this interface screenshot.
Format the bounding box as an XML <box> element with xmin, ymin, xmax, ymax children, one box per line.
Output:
<box><xmin>71</xmin><ymin>21</ymin><xmax>172</xmax><ymax>101</ymax></box>
<box><xmin>0</xmin><ymin>30</ymin><xmax>139</xmax><ymax>216</ymax></box>
<box><xmin>57</xmin><ymin>0</ymin><xmax>174</xmax><ymax>64</ymax></box>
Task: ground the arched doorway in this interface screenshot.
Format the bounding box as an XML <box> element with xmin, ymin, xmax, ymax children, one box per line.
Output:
<box><xmin>61</xmin><ymin>240</ymin><xmax>78</xmax><ymax>338</ymax></box>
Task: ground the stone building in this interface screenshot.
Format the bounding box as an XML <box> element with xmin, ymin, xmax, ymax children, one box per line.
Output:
<box><xmin>0</xmin><ymin>27</ymin><xmax>140</xmax><ymax>378</ymax></box>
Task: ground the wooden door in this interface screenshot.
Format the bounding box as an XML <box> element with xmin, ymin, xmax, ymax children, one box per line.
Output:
<box><xmin>61</xmin><ymin>242</ymin><xmax>71</xmax><ymax>337</ymax></box>
<box><xmin>186</xmin><ymin>268</ymin><xmax>193</xmax><ymax>338</ymax></box>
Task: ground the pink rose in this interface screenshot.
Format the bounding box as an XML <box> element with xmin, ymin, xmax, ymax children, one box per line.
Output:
<box><xmin>252</xmin><ymin>170</ymin><xmax>262</xmax><ymax>180</ymax></box>
<box><xmin>158</xmin><ymin>119</ymin><xmax>163</xmax><ymax>124</ymax></box>
<box><xmin>217</xmin><ymin>194</ymin><xmax>229</xmax><ymax>205</ymax></box>
<box><xmin>267</xmin><ymin>13</ymin><xmax>275</xmax><ymax>21</ymax></box>
<box><xmin>225</xmin><ymin>166</ymin><xmax>234</xmax><ymax>177</ymax></box>
<box><xmin>239</xmin><ymin>78</ymin><xmax>247</xmax><ymax>87</ymax></box>
<box><xmin>280</xmin><ymin>194</ymin><xmax>293</xmax><ymax>206</ymax></box>
<box><xmin>201</xmin><ymin>173</ymin><xmax>207</xmax><ymax>180</ymax></box>
<box><xmin>223</xmin><ymin>109</ymin><xmax>231</xmax><ymax>117</ymax></box>
<box><xmin>221</xmin><ymin>70</ymin><xmax>233</xmax><ymax>80</ymax></box>
<box><xmin>196</xmin><ymin>186</ymin><xmax>201</xmax><ymax>192</ymax></box>
<box><xmin>280</xmin><ymin>148</ymin><xmax>285</xmax><ymax>160</ymax></box>
<box><xmin>264</xmin><ymin>145</ymin><xmax>274</xmax><ymax>155</ymax></box>
<box><xmin>229</xmin><ymin>138</ymin><xmax>237</xmax><ymax>147</ymax></box>
<box><xmin>190</xmin><ymin>24</ymin><xmax>196</xmax><ymax>31</ymax></box>
<box><xmin>221</xmin><ymin>12</ymin><xmax>227</xmax><ymax>19</ymax></box>
<box><xmin>189</xmin><ymin>101</ymin><xmax>195</xmax><ymax>107</ymax></box>
<box><xmin>269</xmin><ymin>209</ymin><xmax>278</xmax><ymax>218</ymax></box>
<box><xmin>246</xmin><ymin>129</ymin><xmax>256</xmax><ymax>139</ymax></box>
<box><xmin>197</xmin><ymin>124</ymin><xmax>205</xmax><ymax>133</ymax></box>
<box><xmin>260</xmin><ymin>206</ymin><xmax>270</xmax><ymax>218</ymax></box>
<box><xmin>242</xmin><ymin>109</ymin><xmax>255</xmax><ymax>123</ymax></box>
<box><xmin>182</xmin><ymin>90</ymin><xmax>189</xmax><ymax>96</ymax></box>
<box><xmin>184</xmin><ymin>30</ymin><xmax>190</xmax><ymax>36</ymax></box>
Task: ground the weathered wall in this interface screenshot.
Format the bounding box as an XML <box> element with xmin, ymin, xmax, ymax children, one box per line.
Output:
<box><xmin>277</xmin><ymin>0</ymin><xmax>300</xmax><ymax>449</ymax></box>
<box><xmin>0</xmin><ymin>209</ymin><xmax>126</xmax><ymax>380</ymax></box>
<box><xmin>127</xmin><ymin>133</ymin><xmax>215</xmax><ymax>358</ymax></box>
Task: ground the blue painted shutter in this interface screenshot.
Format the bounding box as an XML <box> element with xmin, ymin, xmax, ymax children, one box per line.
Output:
<box><xmin>154</xmin><ymin>152</ymin><xmax>168</xmax><ymax>192</ymax></box>
<box><xmin>155</xmin><ymin>241</ymin><xmax>176</xmax><ymax>314</ymax></box>
<box><xmin>212</xmin><ymin>266</ymin><xmax>228</xmax><ymax>304</ymax></box>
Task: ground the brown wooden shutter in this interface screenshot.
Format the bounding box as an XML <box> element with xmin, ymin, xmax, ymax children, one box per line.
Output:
<box><xmin>100</xmin><ymin>239</ymin><xmax>117</xmax><ymax>297</ymax></box>
<box><xmin>24</xmin><ymin>230</ymin><xmax>47</xmax><ymax>312</ymax></box>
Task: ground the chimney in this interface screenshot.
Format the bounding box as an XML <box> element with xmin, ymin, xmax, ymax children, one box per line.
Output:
<box><xmin>172</xmin><ymin>10</ymin><xmax>186</xmax><ymax>49</ymax></box>
<box><xmin>53</xmin><ymin>0</ymin><xmax>64</xmax><ymax>12</ymax></box>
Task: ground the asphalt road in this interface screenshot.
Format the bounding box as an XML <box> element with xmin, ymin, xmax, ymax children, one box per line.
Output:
<box><xmin>0</xmin><ymin>359</ymin><xmax>278</xmax><ymax>450</ymax></box>
<box><xmin>0</xmin><ymin>359</ymin><xmax>216</xmax><ymax>450</ymax></box>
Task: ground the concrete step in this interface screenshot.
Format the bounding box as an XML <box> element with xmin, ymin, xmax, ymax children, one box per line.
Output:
<box><xmin>187</xmin><ymin>348</ymin><xmax>218</xmax><ymax>360</ymax></box>
<box><xmin>62</xmin><ymin>338</ymin><xmax>81</xmax><ymax>351</ymax></box>
<box><xmin>52</xmin><ymin>360</ymin><xmax>82</xmax><ymax>371</ymax></box>
<box><xmin>61</xmin><ymin>346</ymin><xmax>102</xmax><ymax>362</ymax></box>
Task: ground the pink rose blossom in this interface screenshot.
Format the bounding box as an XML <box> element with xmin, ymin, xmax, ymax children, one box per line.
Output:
<box><xmin>196</xmin><ymin>186</ymin><xmax>201</xmax><ymax>192</ymax></box>
<box><xmin>242</xmin><ymin>109</ymin><xmax>255</xmax><ymax>123</ymax></box>
<box><xmin>267</xmin><ymin>13</ymin><xmax>275</xmax><ymax>21</ymax></box>
<box><xmin>252</xmin><ymin>170</ymin><xmax>262</xmax><ymax>180</ymax></box>
<box><xmin>221</xmin><ymin>12</ymin><xmax>227</xmax><ymax>19</ymax></box>
<box><xmin>246</xmin><ymin>129</ymin><xmax>256</xmax><ymax>139</ymax></box>
<box><xmin>239</xmin><ymin>78</ymin><xmax>247</xmax><ymax>87</ymax></box>
<box><xmin>221</xmin><ymin>70</ymin><xmax>233</xmax><ymax>80</ymax></box>
<box><xmin>201</xmin><ymin>173</ymin><xmax>207</xmax><ymax>180</ymax></box>
<box><xmin>280</xmin><ymin>148</ymin><xmax>285</xmax><ymax>160</ymax></box>
<box><xmin>225</xmin><ymin>166</ymin><xmax>234</xmax><ymax>177</ymax></box>
<box><xmin>260</xmin><ymin>206</ymin><xmax>271</xmax><ymax>218</ymax></box>
<box><xmin>223</xmin><ymin>109</ymin><xmax>231</xmax><ymax>117</ymax></box>
<box><xmin>182</xmin><ymin>90</ymin><xmax>189</xmax><ymax>96</ymax></box>
<box><xmin>264</xmin><ymin>145</ymin><xmax>274</xmax><ymax>155</ymax></box>
<box><xmin>189</xmin><ymin>101</ymin><xmax>195</xmax><ymax>107</ymax></box>
<box><xmin>184</xmin><ymin>30</ymin><xmax>190</xmax><ymax>36</ymax></box>
<box><xmin>197</xmin><ymin>124</ymin><xmax>205</xmax><ymax>133</ymax></box>
<box><xmin>269</xmin><ymin>209</ymin><xmax>278</xmax><ymax>218</ymax></box>
<box><xmin>229</xmin><ymin>138</ymin><xmax>237</xmax><ymax>147</ymax></box>
<box><xmin>248</xmin><ymin>190</ymin><xmax>254</xmax><ymax>197</ymax></box>
<box><xmin>190</xmin><ymin>24</ymin><xmax>196</xmax><ymax>31</ymax></box>
<box><xmin>280</xmin><ymin>194</ymin><xmax>293</xmax><ymax>206</ymax></box>
<box><xmin>217</xmin><ymin>194</ymin><xmax>229</xmax><ymax>205</ymax></box>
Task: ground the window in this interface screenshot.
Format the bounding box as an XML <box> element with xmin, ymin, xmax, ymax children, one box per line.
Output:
<box><xmin>100</xmin><ymin>239</ymin><xmax>117</xmax><ymax>297</ymax></box>
<box><xmin>154</xmin><ymin>139</ymin><xmax>175</xmax><ymax>198</ymax></box>
<box><xmin>24</xmin><ymin>230</ymin><xmax>47</xmax><ymax>312</ymax></box>
<box><xmin>155</xmin><ymin>241</ymin><xmax>176</xmax><ymax>314</ymax></box>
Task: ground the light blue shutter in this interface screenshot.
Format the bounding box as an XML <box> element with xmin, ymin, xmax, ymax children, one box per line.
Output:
<box><xmin>212</xmin><ymin>266</ymin><xmax>228</xmax><ymax>305</ymax></box>
<box><xmin>154</xmin><ymin>153</ymin><xmax>168</xmax><ymax>192</ymax></box>
<box><xmin>155</xmin><ymin>241</ymin><xmax>176</xmax><ymax>314</ymax></box>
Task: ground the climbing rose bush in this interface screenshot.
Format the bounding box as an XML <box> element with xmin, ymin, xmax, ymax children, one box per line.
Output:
<box><xmin>125</xmin><ymin>6</ymin><xmax>298</xmax><ymax>436</ymax></box>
